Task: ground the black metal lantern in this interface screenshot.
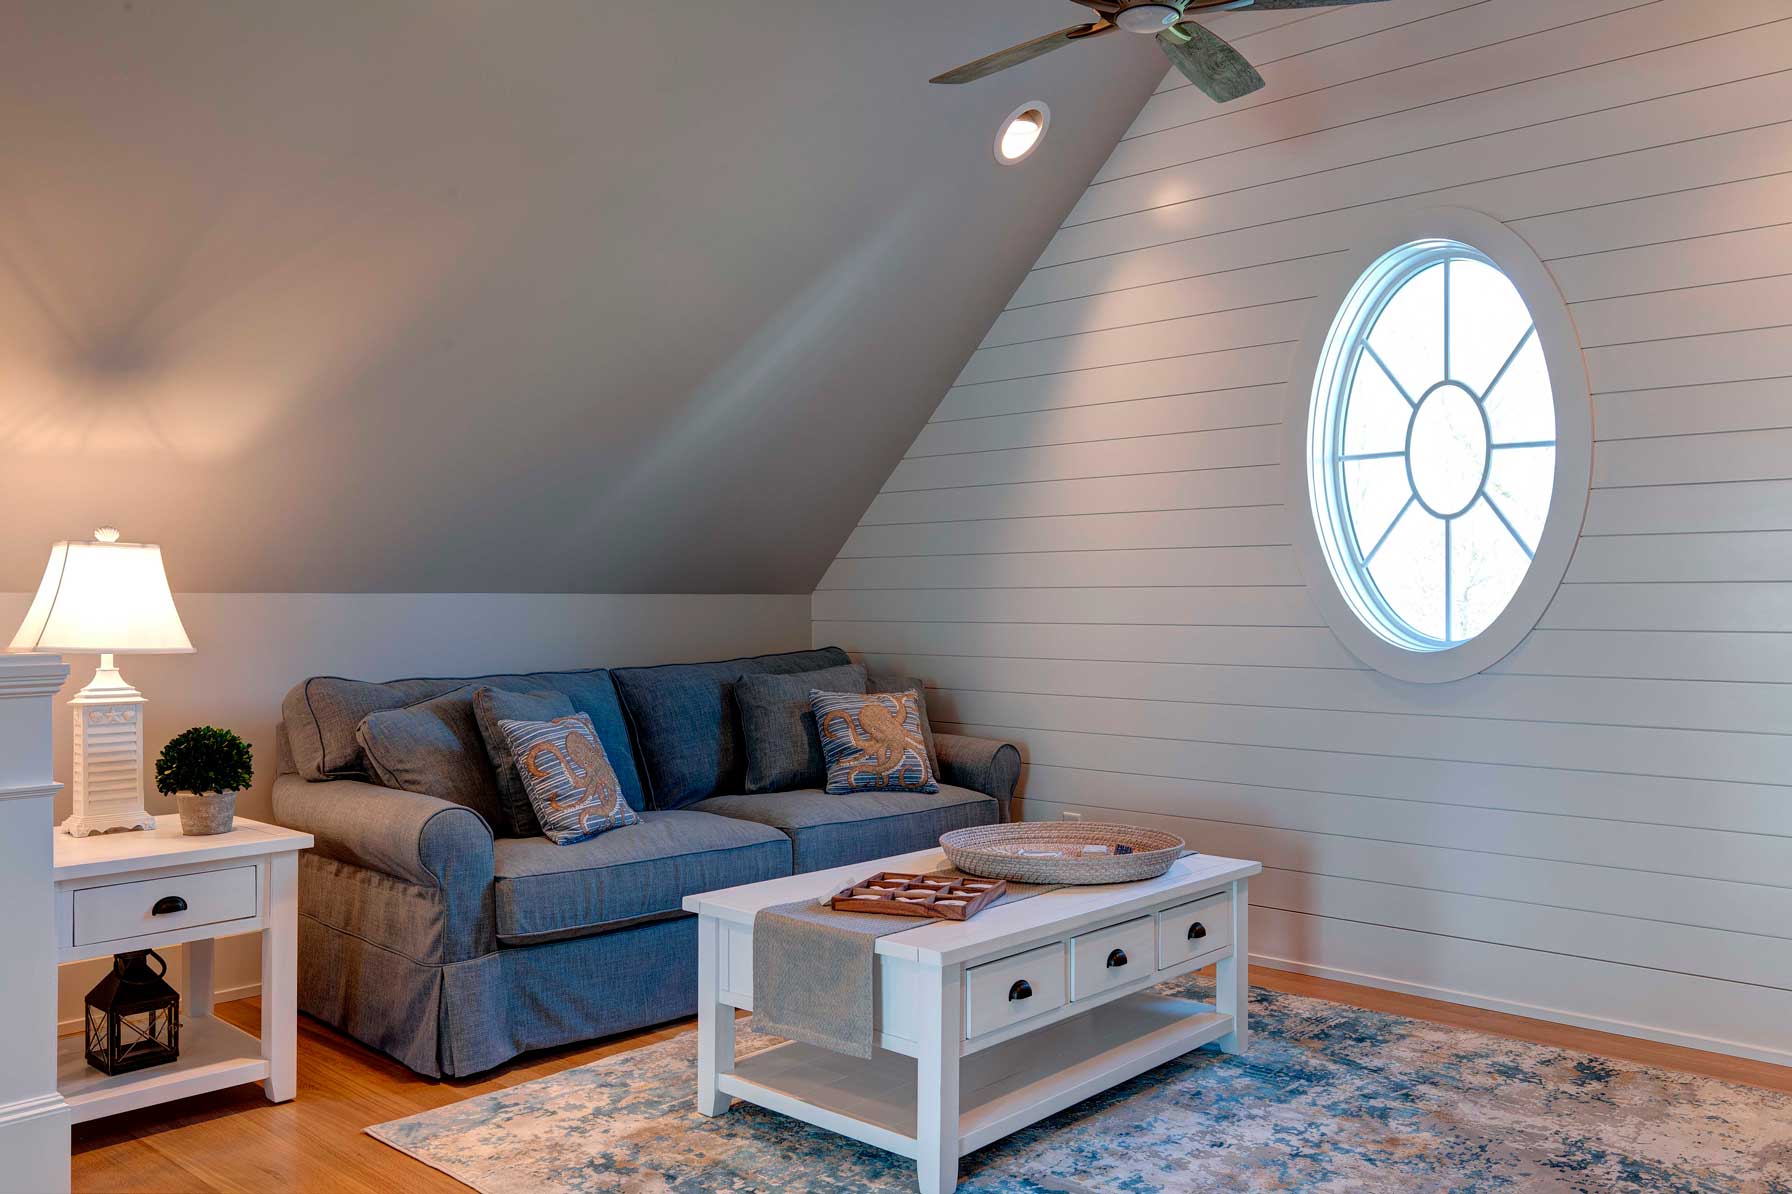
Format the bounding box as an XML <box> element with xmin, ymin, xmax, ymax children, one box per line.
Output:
<box><xmin>84</xmin><ymin>949</ymin><xmax>180</xmax><ymax>1075</ymax></box>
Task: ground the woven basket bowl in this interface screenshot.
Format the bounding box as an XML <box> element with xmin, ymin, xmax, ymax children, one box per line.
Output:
<box><xmin>940</xmin><ymin>822</ymin><xmax>1185</xmax><ymax>885</ymax></box>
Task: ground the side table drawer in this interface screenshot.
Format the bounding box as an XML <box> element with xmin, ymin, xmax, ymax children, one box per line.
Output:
<box><xmin>964</xmin><ymin>941</ymin><xmax>1066</xmax><ymax>1039</ymax></box>
<box><xmin>1156</xmin><ymin>889</ymin><xmax>1232</xmax><ymax>970</ymax></box>
<box><xmin>73</xmin><ymin>864</ymin><xmax>258</xmax><ymax>947</ymax></box>
<box><xmin>1069</xmin><ymin>916</ymin><xmax>1156</xmax><ymax>1002</ymax></box>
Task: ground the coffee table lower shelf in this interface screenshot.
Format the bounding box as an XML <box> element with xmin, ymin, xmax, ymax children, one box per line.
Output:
<box><xmin>719</xmin><ymin>993</ymin><xmax>1228</xmax><ymax>1161</ymax></box>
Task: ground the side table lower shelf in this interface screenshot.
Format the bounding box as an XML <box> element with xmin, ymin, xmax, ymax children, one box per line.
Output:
<box><xmin>58</xmin><ymin>1014</ymin><xmax>268</xmax><ymax>1124</ymax></box>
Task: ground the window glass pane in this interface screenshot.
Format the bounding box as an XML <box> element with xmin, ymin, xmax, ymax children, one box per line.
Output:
<box><xmin>1367</xmin><ymin>505</ymin><xmax>1444</xmax><ymax>642</ymax></box>
<box><xmin>1343</xmin><ymin>456</ymin><xmax>1410</xmax><ymax>558</ymax></box>
<box><xmin>1452</xmin><ymin>498</ymin><xmax>1530</xmax><ymax>641</ymax></box>
<box><xmin>1486</xmin><ymin>445</ymin><xmax>1555</xmax><ymax>551</ymax></box>
<box><xmin>1343</xmin><ymin>356</ymin><xmax>1411</xmax><ymax>456</ymax></box>
<box><xmin>1484</xmin><ymin>334</ymin><xmax>1556</xmax><ymax>445</ymax></box>
<box><xmin>1317</xmin><ymin>241</ymin><xmax>1558</xmax><ymax>655</ymax></box>
<box><xmin>1367</xmin><ymin>262</ymin><xmax>1444</xmax><ymax>400</ymax></box>
<box><xmin>1449</xmin><ymin>259</ymin><xmax>1532</xmax><ymax>395</ymax></box>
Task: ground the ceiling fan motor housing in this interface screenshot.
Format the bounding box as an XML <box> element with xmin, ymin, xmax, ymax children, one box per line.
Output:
<box><xmin>1114</xmin><ymin>3</ymin><xmax>1185</xmax><ymax>33</ymax></box>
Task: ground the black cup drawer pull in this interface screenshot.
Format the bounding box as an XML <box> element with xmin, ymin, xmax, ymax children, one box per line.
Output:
<box><xmin>1106</xmin><ymin>948</ymin><xmax>1129</xmax><ymax>969</ymax></box>
<box><xmin>1187</xmin><ymin>921</ymin><xmax>1208</xmax><ymax>941</ymax></box>
<box><xmin>152</xmin><ymin>896</ymin><xmax>188</xmax><ymax>916</ymax></box>
<box><xmin>1008</xmin><ymin>979</ymin><xmax>1033</xmax><ymax>1002</ymax></box>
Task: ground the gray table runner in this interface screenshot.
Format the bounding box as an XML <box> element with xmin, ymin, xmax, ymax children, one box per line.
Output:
<box><xmin>751</xmin><ymin>870</ymin><xmax>1057</xmax><ymax>1059</ymax></box>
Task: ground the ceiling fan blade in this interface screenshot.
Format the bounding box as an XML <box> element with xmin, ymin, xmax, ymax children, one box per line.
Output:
<box><xmin>1157</xmin><ymin>22</ymin><xmax>1265</xmax><ymax>103</ymax></box>
<box><xmin>930</xmin><ymin>21</ymin><xmax>1114</xmax><ymax>84</ymax></box>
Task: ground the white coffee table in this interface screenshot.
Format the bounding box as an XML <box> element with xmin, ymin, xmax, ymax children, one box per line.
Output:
<box><xmin>682</xmin><ymin>847</ymin><xmax>1259</xmax><ymax>1194</ymax></box>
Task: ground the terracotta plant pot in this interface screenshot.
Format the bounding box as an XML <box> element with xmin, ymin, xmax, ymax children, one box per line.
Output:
<box><xmin>176</xmin><ymin>790</ymin><xmax>236</xmax><ymax>836</ymax></box>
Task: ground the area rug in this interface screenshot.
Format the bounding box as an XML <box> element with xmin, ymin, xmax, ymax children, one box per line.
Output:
<box><xmin>367</xmin><ymin>975</ymin><xmax>1791</xmax><ymax>1192</ymax></box>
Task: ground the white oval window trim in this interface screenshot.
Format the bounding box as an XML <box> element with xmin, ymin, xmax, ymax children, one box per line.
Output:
<box><xmin>1283</xmin><ymin>207</ymin><xmax>1592</xmax><ymax>684</ymax></box>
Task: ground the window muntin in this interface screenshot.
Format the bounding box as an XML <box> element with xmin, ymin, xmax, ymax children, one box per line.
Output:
<box><xmin>1314</xmin><ymin>241</ymin><xmax>1557</xmax><ymax>651</ymax></box>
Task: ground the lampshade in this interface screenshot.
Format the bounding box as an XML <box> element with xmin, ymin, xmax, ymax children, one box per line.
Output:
<box><xmin>9</xmin><ymin>528</ymin><xmax>194</xmax><ymax>654</ymax></box>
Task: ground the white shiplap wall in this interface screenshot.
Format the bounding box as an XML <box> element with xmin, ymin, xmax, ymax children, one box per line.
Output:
<box><xmin>815</xmin><ymin>0</ymin><xmax>1792</xmax><ymax>1064</ymax></box>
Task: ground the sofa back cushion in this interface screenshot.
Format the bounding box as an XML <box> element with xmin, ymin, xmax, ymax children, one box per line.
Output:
<box><xmin>737</xmin><ymin>662</ymin><xmax>868</xmax><ymax>794</ymax></box>
<box><xmin>471</xmin><ymin>687</ymin><xmax>578</xmax><ymax>837</ymax></box>
<box><xmin>355</xmin><ymin>687</ymin><xmax>507</xmax><ymax>828</ymax></box>
<box><xmin>611</xmin><ymin>646</ymin><xmax>851</xmax><ymax>809</ymax></box>
<box><xmin>282</xmin><ymin>667</ymin><xmax>644</xmax><ymax>811</ymax></box>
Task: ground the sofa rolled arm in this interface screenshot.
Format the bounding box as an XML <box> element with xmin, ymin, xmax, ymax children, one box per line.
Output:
<box><xmin>272</xmin><ymin>773</ymin><xmax>494</xmax><ymax>894</ymax></box>
<box><xmin>934</xmin><ymin>733</ymin><xmax>1022</xmax><ymax>822</ymax></box>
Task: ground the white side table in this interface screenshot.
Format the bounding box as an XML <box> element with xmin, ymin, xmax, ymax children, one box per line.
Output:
<box><xmin>52</xmin><ymin>816</ymin><xmax>313</xmax><ymax>1122</ymax></box>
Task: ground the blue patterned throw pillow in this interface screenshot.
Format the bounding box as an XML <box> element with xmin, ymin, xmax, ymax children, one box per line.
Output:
<box><xmin>811</xmin><ymin>689</ymin><xmax>939</xmax><ymax>794</ymax></box>
<box><xmin>497</xmin><ymin>713</ymin><xmax>640</xmax><ymax>844</ymax></box>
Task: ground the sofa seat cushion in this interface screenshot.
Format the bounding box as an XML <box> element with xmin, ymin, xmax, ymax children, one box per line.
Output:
<box><xmin>491</xmin><ymin>810</ymin><xmax>790</xmax><ymax>946</ymax></box>
<box><xmin>611</xmin><ymin>646</ymin><xmax>851</xmax><ymax>811</ymax></box>
<box><xmin>691</xmin><ymin>786</ymin><xmax>998</xmax><ymax>874</ymax></box>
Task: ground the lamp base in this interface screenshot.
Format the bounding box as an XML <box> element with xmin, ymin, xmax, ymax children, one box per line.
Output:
<box><xmin>64</xmin><ymin>653</ymin><xmax>155</xmax><ymax>837</ymax></box>
<box><xmin>61</xmin><ymin>809</ymin><xmax>157</xmax><ymax>837</ymax></box>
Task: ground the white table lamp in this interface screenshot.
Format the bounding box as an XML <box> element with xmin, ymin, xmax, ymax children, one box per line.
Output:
<box><xmin>10</xmin><ymin>527</ymin><xmax>194</xmax><ymax>836</ymax></box>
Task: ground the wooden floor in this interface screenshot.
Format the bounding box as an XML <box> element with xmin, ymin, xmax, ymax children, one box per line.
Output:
<box><xmin>72</xmin><ymin>965</ymin><xmax>1792</xmax><ymax>1193</ymax></box>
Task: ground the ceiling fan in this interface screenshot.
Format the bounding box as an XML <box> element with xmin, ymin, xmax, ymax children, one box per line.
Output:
<box><xmin>930</xmin><ymin>0</ymin><xmax>1389</xmax><ymax>103</ymax></box>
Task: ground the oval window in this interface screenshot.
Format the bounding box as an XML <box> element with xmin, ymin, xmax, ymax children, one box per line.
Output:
<box><xmin>1288</xmin><ymin>210</ymin><xmax>1591</xmax><ymax>683</ymax></box>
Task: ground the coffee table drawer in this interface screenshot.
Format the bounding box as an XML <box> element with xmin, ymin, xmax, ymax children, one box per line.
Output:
<box><xmin>73</xmin><ymin>864</ymin><xmax>258</xmax><ymax>948</ymax></box>
<box><xmin>1069</xmin><ymin>916</ymin><xmax>1156</xmax><ymax>1002</ymax></box>
<box><xmin>964</xmin><ymin>941</ymin><xmax>1066</xmax><ymax>1039</ymax></box>
<box><xmin>1156</xmin><ymin>890</ymin><xmax>1232</xmax><ymax>970</ymax></box>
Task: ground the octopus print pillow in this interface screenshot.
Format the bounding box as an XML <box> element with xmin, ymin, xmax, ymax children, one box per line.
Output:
<box><xmin>497</xmin><ymin>713</ymin><xmax>640</xmax><ymax>845</ymax></box>
<box><xmin>811</xmin><ymin>689</ymin><xmax>939</xmax><ymax>794</ymax></box>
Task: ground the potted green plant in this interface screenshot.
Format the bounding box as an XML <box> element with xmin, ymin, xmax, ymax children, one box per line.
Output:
<box><xmin>155</xmin><ymin>727</ymin><xmax>253</xmax><ymax>835</ymax></box>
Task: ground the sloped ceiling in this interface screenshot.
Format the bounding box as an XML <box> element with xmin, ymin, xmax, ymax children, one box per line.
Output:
<box><xmin>0</xmin><ymin>1</ymin><xmax>1164</xmax><ymax>592</ymax></box>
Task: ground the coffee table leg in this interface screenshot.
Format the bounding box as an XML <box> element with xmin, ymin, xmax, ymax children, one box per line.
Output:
<box><xmin>915</xmin><ymin>961</ymin><xmax>963</xmax><ymax>1194</ymax></box>
<box><xmin>697</xmin><ymin>914</ymin><xmax>735</xmax><ymax>1116</ymax></box>
<box><xmin>1216</xmin><ymin>876</ymin><xmax>1250</xmax><ymax>1055</ymax></box>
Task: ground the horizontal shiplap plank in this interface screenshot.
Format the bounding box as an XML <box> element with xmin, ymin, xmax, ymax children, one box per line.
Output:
<box><xmin>981</xmin><ymin>256</ymin><xmax>1337</xmax><ymax>352</ymax></box>
<box><xmin>1592</xmin><ymin>377</ymin><xmax>1792</xmax><ymax>440</ymax></box>
<box><xmin>930</xmin><ymin>342</ymin><xmax>1294</xmax><ymax>424</ymax></box>
<box><xmin>1566</xmin><ymin>531</ymin><xmax>1792</xmax><ymax>583</ymax></box>
<box><xmin>981</xmin><ymin>724</ymin><xmax>1792</xmax><ymax>842</ymax></box>
<box><xmin>864</xmin><ymin>652</ymin><xmax>1792</xmax><ymax>736</ymax></box>
<box><xmin>1124</xmin><ymin>0</ymin><xmax>1652</xmax><ymax>144</ymax></box>
<box><xmin>1573</xmin><ymin>275</ymin><xmax>1792</xmax><ymax>349</ymax></box>
<box><xmin>1244</xmin><ymin>906</ymin><xmax>1792</xmax><ymax>1062</ymax></box>
<box><xmin>929</xmin><ymin>686</ymin><xmax>1792</xmax><ymax>787</ymax></box>
<box><xmin>1010</xmin><ymin>781</ymin><xmax>1792</xmax><ymax>939</ymax></box>
<box><xmin>1011</xmin><ymin>119</ymin><xmax>1792</xmax><ymax>311</ymax></box>
<box><xmin>1583</xmin><ymin>479</ymin><xmax>1792</xmax><ymax>534</ymax></box>
<box><xmin>857</xmin><ymin>465</ymin><xmax>1283</xmax><ymax>525</ymax></box>
<box><xmin>825</xmin><ymin>619</ymin><xmax>1792</xmax><ymax>684</ymax></box>
<box><xmin>1011</xmin><ymin>772</ymin><xmax>1789</xmax><ymax>886</ymax></box>
<box><xmin>956</xmin><ymin>299</ymin><xmax>1311</xmax><ymax>387</ymax></box>
<box><xmin>838</xmin><ymin>506</ymin><xmax>1289</xmax><ymax>558</ymax></box>
<box><xmin>1545</xmin><ymin>582</ymin><xmax>1792</xmax><ymax>633</ymax></box>
<box><xmin>881</xmin><ymin>424</ymin><xmax>1281</xmax><ymax>494</ymax></box>
<box><xmin>1592</xmin><ymin>426</ymin><xmax>1792</xmax><ymax>486</ymax></box>
<box><xmin>1085</xmin><ymin>814</ymin><xmax>1792</xmax><ymax>943</ymax></box>
<box><xmin>1084</xmin><ymin>4</ymin><xmax>1792</xmax><ymax>228</ymax></box>
<box><xmin>1042</xmin><ymin>73</ymin><xmax>1792</xmax><ymax>269</ymax></box>
<box><xmin>824</xmin><ymin>618</ymin><xmax>1357</xmax><ymax>670</ymax></box>
<box><xmin>811</xmin><ymin>584</ymin><xmax>1320</xmax><ymax>628</ymax></box>
<box><xmin>1549</xmin><ymin>224</ymin><xmax>1792</xmax><ymax>304</ymax></box>
<box><xmin>818</xmin><ymin>547</ymin><xmax>1300</xmax><ymax>592</ymax></box>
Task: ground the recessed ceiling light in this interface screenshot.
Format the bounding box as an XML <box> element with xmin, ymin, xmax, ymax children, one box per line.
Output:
<box><xmin>995</xmin><ymin>102</ymin><xmax>1050</xmax><ymax>165</ymax></box>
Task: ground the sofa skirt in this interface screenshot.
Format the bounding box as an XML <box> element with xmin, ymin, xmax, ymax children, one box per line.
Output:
<box><xmin>298</xmin><ymin>911</ymin><xmax>699</xmax><ymax>1077</ymax></box>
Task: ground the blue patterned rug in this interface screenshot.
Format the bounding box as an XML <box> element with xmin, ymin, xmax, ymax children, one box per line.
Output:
<box><xmin>368</xmin><ymin>975</ymin><xmax>1790</xmax><ymax>1192</ymax></box>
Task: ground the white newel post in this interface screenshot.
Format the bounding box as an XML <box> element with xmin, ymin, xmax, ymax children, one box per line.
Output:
<box><xmin>0</xmin><ymin>654</ymin><xmax>72</xmax><ymax>1192</ymax></box>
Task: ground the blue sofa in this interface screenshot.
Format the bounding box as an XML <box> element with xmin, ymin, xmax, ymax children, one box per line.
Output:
<box><xmin>270</xmin><ymin>646</ymin><xmax>1019</xmax><ymax>1077</ymax></box>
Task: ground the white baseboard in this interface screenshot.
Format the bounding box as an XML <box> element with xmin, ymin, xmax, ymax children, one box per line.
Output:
<box><xmin>1252</xmin><ymin>951</ymin><xmax>1792</xmax><ymax>1070</ymax></box>
<box><xmin>56</xmin><ymin>981</ymin><xmax>262</xmax><ymax>1038</ymax></box>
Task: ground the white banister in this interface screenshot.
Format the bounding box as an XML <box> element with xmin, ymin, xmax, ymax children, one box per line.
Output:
<box><xmin>0</xmin><ymin>654</ymin><xmax>72</xmax><ymax>1191</ymax></box>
